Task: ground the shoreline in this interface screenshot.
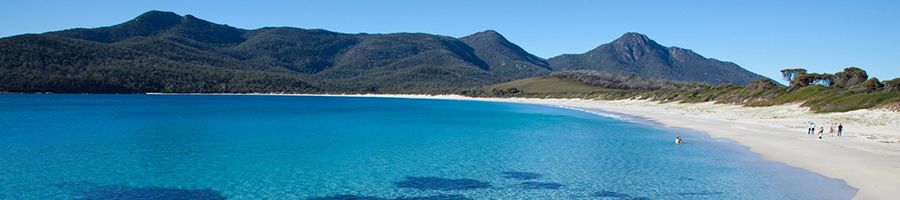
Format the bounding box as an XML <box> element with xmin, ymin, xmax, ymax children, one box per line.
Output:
<box><xmin>284</xmin><ymin>93</ymin><xmax>898</xmax><ymax>200</ymax></box>
<box><xmin>145</xmin><ymin>93</ymin><xmax>899</xmax><ymax>199</ymax></box>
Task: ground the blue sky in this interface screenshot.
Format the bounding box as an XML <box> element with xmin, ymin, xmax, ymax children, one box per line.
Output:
<box><xmin>1</xmin><ymin>0</ymin><xmax>897</xmax><ymax>82</ymax></box>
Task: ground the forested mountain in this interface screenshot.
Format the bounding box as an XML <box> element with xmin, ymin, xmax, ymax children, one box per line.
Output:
<box><xmin>548</xmin><ymin>33</ymin><xmax>765</xmax><ymax>85</ymax></box>
<box><xmin>0</xmin><ymin>11</ymin><xmax>517</xmax><ymax>93</ymax></box>
<box><xmin>460</xmin><ymin>30</ymin><xmax>551</xmax><ymax>79</ymax></box>
<box><xmin>1</xmin><ymin>11</ymin><xmax>764</xmax><ymax>94</ymax></box>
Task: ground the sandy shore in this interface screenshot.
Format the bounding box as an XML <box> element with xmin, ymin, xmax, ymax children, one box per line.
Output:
<box><xmin>288</xmin><ymin>94</ymin><xmax>898</xmax><ymax>200</ymax></box>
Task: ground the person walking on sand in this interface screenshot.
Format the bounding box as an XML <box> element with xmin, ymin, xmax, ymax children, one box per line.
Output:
<box><xmin>818</xmin><ymin>126</ymin><xmax>825</xmax><ymax>139</ymax></box>
<box><xmin>838</xmin><ymin>123</ymin><xmax>843</xmax><ymax>137</ymax></box>
<box><xmin>829</xmin><ymin>123</ymin><xmax>835</xmax><ymax>134</ymax></box>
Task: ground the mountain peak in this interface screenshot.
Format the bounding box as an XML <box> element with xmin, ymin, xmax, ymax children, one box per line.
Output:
<box><xmin>465</xmin><ymin>30</ymin><xmax>506</xmax><ymax>40</ymax></box>
<box><xmin>132</xmin><ymin>10</ymin><xmax>182</xmax><ymax>24</ymax></box>
<box><xmin>479</xmin><ymin>29</ymin><xmax>501</xmax><ymax>35</ymax></box>
<box><xmin>46</xmin><ymin>10</ymin><xmax>245</xmax><ymax>44</ymax></box>
<box><xmin>123</xmin><ymin>10</ymin><xmax>184</xmax><ymax>33</ymax></box>
<box><xmin>460</xmin><ymin>30</ymin><xmax>551</xmax><ymax>78</ymax></box>
<box><xmin>133</xmin><ymin>11</ymin><xmax>245</xmax><ymax>43</ymax></box>
<box><xmin>612</xmin><ymin>32</ymin><xmax>656</xmax><ymax>48</ymax></box>
<box><xmin>620</xmin><ymin>32</ymin><xmax>650</xmax><ymax>39</ymax></box>
<box><xmin>604</xmin><ymin>32</ymin><xmax>665</xmax><ymax>63</ymax></box>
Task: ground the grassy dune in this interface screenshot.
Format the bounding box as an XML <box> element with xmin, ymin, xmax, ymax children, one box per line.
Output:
<box><xmin>486</xmin><ymin>76</ymin><xmax>604</xmax><ymax>94</ymax></box>
<box><xmin>465</xmin><ymin>76</ymin><xmax>900</xmax><ymax>113</ymax></box>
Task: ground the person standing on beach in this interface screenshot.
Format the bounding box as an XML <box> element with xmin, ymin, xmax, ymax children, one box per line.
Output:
<box><xmin>829</xmin><ymin>123</ymin><xmax>835</xmax><ymax>134</ymax></box>
<box><xmin>807</xmin><ymin>122</ymin><xmax>811</xmax><ymax>134</ymax></box>
<box><xmin>808</xmin><ymin>122</ymin><xmax>816</xmax><ymax>135</ymax></box>
<box><xmin>838</xmin><ymin>123</ymin><xmax>843</xmax><ymax>137</ymax></box>
<box><xmin>818</xmin><ymin>126</ymin><xmax>825</xmax><ymax>139</ymax></box>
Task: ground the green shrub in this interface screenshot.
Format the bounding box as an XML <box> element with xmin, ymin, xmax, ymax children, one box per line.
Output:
<box><xmin>881</xmin><ymin>78</ymin><xmax>899</xmax><ymax>93</ymax></box>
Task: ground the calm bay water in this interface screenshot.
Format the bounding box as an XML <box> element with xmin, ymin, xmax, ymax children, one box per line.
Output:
<box><xmin>0</xmin><ymin>94</ymin><xmax>855</xmax><ymax>199</ymax></box>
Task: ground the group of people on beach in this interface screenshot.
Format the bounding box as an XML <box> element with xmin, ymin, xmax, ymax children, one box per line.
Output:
<box><xmin>807</xmin><ymin>121</ymin><xmax>843</xmax><ymax>139</ymax></box>
<box><xmin>673</xmin><ymin>121</ymin><xmax>844</xmax><ymax>145</ymax></box>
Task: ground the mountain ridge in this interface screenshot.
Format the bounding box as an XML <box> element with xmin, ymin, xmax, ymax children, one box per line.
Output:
<box><xmin>548</xmin><ymin>32</ymin><xmax>765</xmax><ymax>85</ymax></box>
<box><xmin>1</xmin><ymin>10</ymin><xmax>767</xmax><ymax>93</ymax></box>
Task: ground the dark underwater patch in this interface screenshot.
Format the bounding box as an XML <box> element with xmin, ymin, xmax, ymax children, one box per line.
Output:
<box><xmin>308</xmin><ymin>194</ymin><xmax>470</xmax><ymax>200</ymax></box>
<box><xmin>518</xmin><ymin>181</ymin><xmax>564</xmax><ymax>189</ymax></box>
<box><xmin>78</xmin><ymin>185</ymin><xmax>226</xmax><ymax>200</ymax></box>
<box><xmin>500</xmin><ymin>171</ymin><xmax>542</xmax><ymax>180</ymax></box>
<box><xmin>588</xmin><ymin>190</ymin><xmax>651</xmax><ymax>199</ymax></box>
<box><xmin>591</xmin><ymin>190</ymin><xmax>631</xmax><ymax>198</ymax></box>
<box><xmin>394</xmin><ymin>176</ymin><xmax>491</xmax><ymax>191</ymax></box>
<box><xmin>677</xmin><ymin>191</ymin><xmax>723</xmax><ymax>196</ymax></box>
<box><xmin>400</xmin><ymin>194</ymin><xmax>472</xmax><ymax>200</ymax></box>
<box><xmin>308</xmin><ymin>194</ymin><xmax>387</xmax><ymax>200</ymax></box>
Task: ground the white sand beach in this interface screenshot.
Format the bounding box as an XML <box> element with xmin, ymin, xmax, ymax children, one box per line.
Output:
<box><xmin>302</xmin><ymin>94</ymin><xmax>899</xmax><ymax>200</ymax></box>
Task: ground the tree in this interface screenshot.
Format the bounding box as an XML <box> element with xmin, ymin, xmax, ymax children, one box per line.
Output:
<box><xmin>853</xmin><ymin>78</ymin><xmax>883</xmax><ymax>93</ymax></box>
<box><xmin>789</xmin><ymin>72</ymin><xmax>835</xmax><ymax>88</ymax></box>
<box><xmin>833</xmin><ymin>67</ymin><xmax>868</xmax><ymax>88</ymax></box>
<box><xmin>781</xmin><ymin>68</ymin><xmax>810</xmax><ymax>89</ymax></box>
<box><xmin>790</xmin><ymin>72</ymin><xmax>812</xmax><ymax>89</ymax></box>
<box><xmin>780</xmin><ymin>68</ymin><xmax>807</xmax><ymax>83</ymax></box>
<box><xmin>883</xmin><ymin>78</ymin><xmax>900</xmax><ymax>93</ymax></box>
<box><xmin>810</xmin><ymin>73</ymin><xmax>835</xmax><ymax>87</ymax></box>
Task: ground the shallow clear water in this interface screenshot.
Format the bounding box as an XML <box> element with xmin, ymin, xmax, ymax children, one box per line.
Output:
<box><xmin>0</xmin><ymin>94</ymin><xmax>856</xmax><ymax>199</ymax></box>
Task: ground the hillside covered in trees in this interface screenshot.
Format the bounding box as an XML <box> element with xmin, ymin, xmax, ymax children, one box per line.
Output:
<box><xmin>465</xmin><ymin>67</ymin><xmax>900</xmax><ymax>112</ymax></box>
<box><xmin>0</xmin><ymin>11</ymin><xmax>545</xmax><ymax>93</ymax></box>
<box><xmin>2</xmin><ymin>10</ymin><xmax>765</xmax><ymax>94</ymax></box>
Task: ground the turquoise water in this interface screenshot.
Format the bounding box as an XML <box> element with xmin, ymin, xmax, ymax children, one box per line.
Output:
<box><xmin>0</xmin><ymin>94</ymin><xmax>855</xmax><ymax>199</ymax></box>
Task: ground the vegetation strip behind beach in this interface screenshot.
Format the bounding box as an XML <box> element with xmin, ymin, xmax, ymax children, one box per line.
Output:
<box><xmin>464</xmin><ymin>67</ymin><xmax>900</xmax><ymax>113</ymax></box>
